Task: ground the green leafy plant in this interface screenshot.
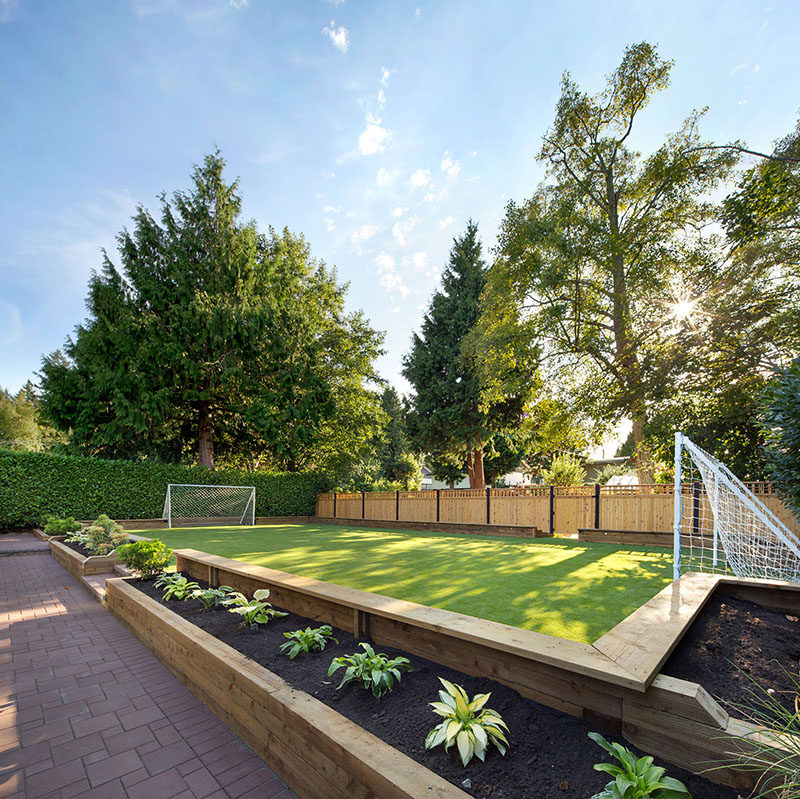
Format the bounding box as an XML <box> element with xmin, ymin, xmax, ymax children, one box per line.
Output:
<box><xmin>190</xmin><ymin>585</ymin><xmax>234</xmax><ymax>610</ymax></box>
<box><xmin>64</xmin><ymin>528</ymin><xmax>91</xmax><ymax>546</ymax></box>
<box><xmin>425</xmin><ymin>678</ymin><xmax>510</xmax><ymax>766</ymax></box>
<box><xmin>43</xmin><ymin>515</ymin><xmax>81</xmax><ymax>534</ymax></box>
<box><xmin>115</xmin><ymin>540</ymin><xmax>173</xmax><ymax>579</ymax></box>
<box><xmin>327</xmin><ymin>642</ymin><xmax>412</xmax><ymax>698</ymax></box>
<box><xmin>279</xmin><ymin>625</ymin><xmax>338</xmax><ymax>659</ymax></box>
<box><xmin>154</xmin><ymin>573</ymin><xmax>200</xmax><ymax>601</ymax></box>
<box><xmin>84</xmin><ymin>514</ymin><xmax>128</xmax><ymax>555</ymax></box>
<box><xmin>225</xmin><ymin>589</ymin><xmax>288</xmax><ymax>628</ymax></box>
<box><xmin>588</xmin><ymin>732</ymin><xmax>690</xmax><ymax>799</ymax></box>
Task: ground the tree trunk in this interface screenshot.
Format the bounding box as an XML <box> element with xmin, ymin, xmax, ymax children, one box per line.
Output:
<box><xmin>631</xmin><ymin>407</ymin><xmax>654</xmax><ymax>484</ymax></box>
<box><xmin>466</xmin><ymin>447</ymin><xmax>485</xmax><ymax>489</ymax></box>
<box><xmin>198</xmin><ymin>400</ymin><xmax>215</xmax><ymax>469</ymax></box>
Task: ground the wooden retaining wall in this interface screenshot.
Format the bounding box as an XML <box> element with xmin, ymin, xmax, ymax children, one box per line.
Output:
<box><xmin>48</xmin><ymin>539</ymin><xmax>120</xmax><ymax>578</ymax></box>
<box><xmin>172</xmin><ymin>548</ymin><xmax>798</xmax><ymax>790</ymax></box>
<box><xmin>106</xmin><ymin>579</ymin><xmax>466</xmax><ymax>799</ymax></box>
<box><xmin>317</xmin><ymin>483</ymin><xmax>800</xmax><ymax>538</ymax></box>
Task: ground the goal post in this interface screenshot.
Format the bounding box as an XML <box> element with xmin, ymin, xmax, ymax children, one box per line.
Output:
<box><xmin>162</xmin><ymin>484</ymin><xmax>256</xmax><ymax>529</ymax></box>
<box><xmin>673</xmin><ymin>432</ymin><xmax>800</xmax><ymax>583</ymax></box>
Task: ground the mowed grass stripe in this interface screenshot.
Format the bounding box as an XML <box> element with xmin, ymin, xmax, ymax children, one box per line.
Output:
<box><xmin>137</xmin><ymin>523</ymin><xmax>673</xmax><ymax>643</ymax></box>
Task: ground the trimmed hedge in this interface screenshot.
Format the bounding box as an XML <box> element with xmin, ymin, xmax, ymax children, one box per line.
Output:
<box><xmin>0</xmin><ymin>449</ymin><xmax>329</xmax><ymax>527</ymax></box>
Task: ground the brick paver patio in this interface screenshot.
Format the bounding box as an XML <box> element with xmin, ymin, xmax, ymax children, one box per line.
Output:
<box><xmin>0</xmin><ymin>551</ymin><xmax>297</xmax><ymax>798</ymax></box>
<box><xmin>0</xmin><ymin>533</ymin><xmax>50</xmax><ymax>556</ymax></box>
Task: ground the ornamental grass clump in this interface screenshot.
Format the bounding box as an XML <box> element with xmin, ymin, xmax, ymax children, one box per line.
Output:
<box><xmin>279</xmin><ymin>625</ymin><xmax>338</xmax><ymax>659</ymax></box>
<box><xmin>154</xmin><ymin>573</ymin><xmax>200</xmax><ymax>601</ymax></box>
<box><xmin>224</xmin><ymin>589</ymin><xmax>288</xmax><ymax>629</ymax></box>
<box><xmin>588</xmin><ymin>732</ymin><xmax>690</xmax><ymax>799</ymax></box>
<box><xmin>328</xmin><ymin>642</ymin><xmax>412</xmax><ymax>698</ymax></box>
<box><xmin>425</xmin><ymin>678</ymin><xmax>509</xmax><ymax>766</ymax></box>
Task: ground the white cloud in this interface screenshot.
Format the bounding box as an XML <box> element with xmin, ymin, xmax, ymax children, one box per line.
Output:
<box><xmin>0</xmin><ymin>301</ymin><xmax>22</xmax><ymax>344</ymax></box>
<box><xmin>229</xmin><ymin>0</ymin><xmax>247</xmax><ymax>7</ymax></box>
<box><xmin>415</xmin><ymin>7</ymin><xmax>421</xmax><ymax>17</ymax></box>
<box><xmin>359</xmin><ymin>124</ymin><xmax>390</xmax><ymax>155</ymax></box>
<box><xmin>326</xmin><ymin>0</ymin><xmax>345</xmax><ymax>4</ymax></box>
<box><xmin>439</xmin><ymin>215</ymin><xmax>456</xmax><ymax>230</ymax></box>
<box><xmin>412</xmin><ymin>251</ymin><xmax>427</xmax><ymax>270</ymax></box>
<box><xmin>753</xmin><ymin>64</ymin><xmax>761</xmax><ymax>73</ymax></box>
<box><xmin>377</xmin><ymin>167</ymin><xmax>399</xmax><ymax>187</ymax></box>
<box><xmin>325</xmin><ymin>218</ymin><xmax>336</xmax><ymax>232</ymax></box>
<box><xmin>322</xmin><ymin>21</ymin><xmax>349</xmax><ymax>54</ymax></box>
<box><xmin>380</xmin><ymin>67</ymin><xmax>394</xmax><ymax>87</ymax></box>
<box><xmin>323</xmin><ymin>204</ymin><xmax>342</xmax><ymax>214</ymax></box>
<box><xmin>423</xmin><ymin>192</ymin><xmax>434</xmax><ymax>203</ymax></box>
<box><xmin>391</xmin><ymin>206</ymin><xmax>407</xmax><ymax>218</ymax></box>
<box><xmin>392</xmin><ymin>215</ymin><xmax>418</xmax><ymax>247</ymax></box>
<box><xmin>321</xmin><ymin>168</ymin><xmax>336</xmax><ymax>179</ymax></box>
<box><xmin>375</xmin><ymin>251</ymin><xmax>409</xmax><ymax>298</ymax></box>
<box><xmin>409</xmin><ymin>168</ymin><xmax>430</xmax><ymax>188</ymax></box>
<box><xmin>351</xmin><ymin>224</ymin><xmax>378</xmax><ymax>245</ymax></box>
<box><xmin>471</xmin><ymin>150</ymin><xmax>478</xmax><ymax>157</ymax></box>
<box><xmin>440</xmin><ymin>152</ymin><xmax>461</xmax><ymax>178</ymax></box>
<box><xmin>730</xmin><ymin>62</ymin><xmax>747</xmax><ymax>75</ymax></box>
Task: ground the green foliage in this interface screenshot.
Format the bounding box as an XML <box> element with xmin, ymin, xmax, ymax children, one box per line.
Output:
<box><xmin>224</xmin><ymin>588</ymin><xmax>288</xmax><ymax>628</ymax></box>
<box><xmin>85</xmin><ymin>516</ymin><xmax>128</xmax><ymax>556</ymax></box>
<box><xmin>0</xmin><ymin>382</ymin><xmax>65</xmax><ymax>452</ymax></box>
<box><xmin>718</xmin><ymin>665</ymin><xmax>800</xmax><ymax>798</ymax></box>
<box><xmin>425</xmin><ymin>677</ymin><xmax>510</xmax><ymax>766</ymax></box>
<box><xmin>0</xmin><ymin>448</ymin><xmax>328</xmax><ymax>528</ymax></box>
<box><xmin>762</xmin><ymin>357</ymin><xmax>800</xmax><ymax>522</ymax></box>
<box><xmin>588</xmin><ymin>733</ymin><xmax>690</xmax><ymax>799</ymax></box>
<box><xmin>116</xmin><ymin>540</ymin><xmax>173</xmax><ymax>579</ymax></box>
<box><xmin>474</xmin><ymin>42</ymin><xmax>737</xmax><ymax>483</ymax></box>
<box><xmin>42</xmin><ymin>515</ymin><xmax>81</xmax><ymax>534</ymax></box>
<box><xmin>327</xmin><ymin>642</ymin><xmax>412</xmax><ymax>698</ymax></box>
<box><xmin>375</xmin><ymin>387</ymin><xmax>421</xmax><ymax>490</ymax></box>
<box><xmin>155</xmin><ymin>573</ymin><xmax>199</xmax><ymax>600</ymax></box>
<box><xmin>279</xmin><ymin>625</ymin><xmax>338</xmax><ymax>659</ymax></box>
<box><xmin>541</xmin><ymin>454</ymin><xmax>586</xmax><ymax>486</ymax></box>
<box><xmin>38</xmin><ymin>152</ymin><xmax>384</xmax><ymax>473</ymax></box>
<box><xmin>64</xmin><ymin>528</ymin><xmax>91</xmax><ymax>547</ymax></box>
<box><xmin>404</xmin><ymin>222</ymin><xmax>530</xmax><ymax>489</ymax></box>
<box><xmin>190</xmin><ymin>585</ymin><xmax>234</xmax><ymax>610</ymax></box>
<box><xmin>592</xmin><ymin>464</ymin><xmax>631</xmax><ymax>485</ymax></box>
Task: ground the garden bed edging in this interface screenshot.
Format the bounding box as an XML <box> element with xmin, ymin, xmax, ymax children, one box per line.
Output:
<box><xmin>49</xmin><ymin>538</ymin><xmax>121</xmax><ymax>579</ymax></box>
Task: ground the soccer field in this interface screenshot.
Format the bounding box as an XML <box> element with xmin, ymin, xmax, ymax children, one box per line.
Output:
<box><xmin>137</xmin><ymin>522</ymin><xmax>673</xmax><ymax>643</ymax></box>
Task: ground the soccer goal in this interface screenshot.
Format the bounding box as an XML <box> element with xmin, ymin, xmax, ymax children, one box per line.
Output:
<box><xmin>162</xmin><ymin>484</ymin><xmax>256</xmax><ymax>529</ymax></box>
<box><xmin>673</xmin><ymin>432</ymin><xmax>800</xmax><ymax>583</ymax></box>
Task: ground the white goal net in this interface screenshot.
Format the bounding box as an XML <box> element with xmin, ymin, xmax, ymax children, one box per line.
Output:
<box><xmin>673</xmin><ymin>432</ymin><xmax>800</xmax><ymax>583</ymax></box>
<box><xmin>162</xmin><ymin>484</ymin><xmax>256</xmax><ymax>528</ymax></box>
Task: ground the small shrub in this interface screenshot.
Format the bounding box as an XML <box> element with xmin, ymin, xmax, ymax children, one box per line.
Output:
<box><xmin>43</xmin><ymin>515</ymin><xmax>81</xmax><ymax>534</ymax></box>
<box><xmin>541</xmin><ymin>453</ymin><xmax>587</xmax><ymax>486</ymax></box>
<box><xmin>154</xmin><ymin>573</ymin><xmax>199</xmax><ymax>601</ymax></box>
<box><xmin>224</xmin><ymin>589</ymin><xmax>288</xmax><ymax>628</ymax></box>
<box><xmin>81</xmin><ymin>514</ymin><xmax>127</xmax><ymax>555</ymax></box>
<box><xmin>190</xmin><ymin>586</ymin><xmax>234</xmax><ymax>610</ymax></box>
<box><xmin>327</xmin><ymin>642</ymin><xmax>412</xmax><ymax>698</ymax></box>
<box><xmin>588</xmin><ymin>732</ymin><xmax>690</xmax><ymax>799</ymax></box>
<box><xmin>116</xmin><ymin>540</ymin><xmax>173</xmax><ymax>579</ymax></box>
<box><xmin>425</xmin><ymin>677</ymin><xmax>509</xmax><ymax>766</ymax></box>
<box><xmin>279</xmin><ymin>625</ymin><xmax>338</xmax><ymax>659</ymax></box>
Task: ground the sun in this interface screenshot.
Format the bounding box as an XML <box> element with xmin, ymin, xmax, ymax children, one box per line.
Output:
<box><xmin>669</xmin><ymin>297</ymin><xmax>697</xmax><ymax>323</ymax></box>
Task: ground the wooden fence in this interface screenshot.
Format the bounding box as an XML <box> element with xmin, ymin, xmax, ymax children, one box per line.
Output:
<box><xmin>315</xmin><ymin>483</ymin><xmax>800</xmax><ymax>538</ymax></box>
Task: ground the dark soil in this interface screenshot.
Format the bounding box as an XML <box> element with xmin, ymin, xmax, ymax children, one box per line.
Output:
<box><xmin>134</xmin><ymin>577</ymin><xmax>737</xmax><ymax>799</ymax></box>
<box><xmin>662</xmin><ymin>593</ymin><xmax>800</xmax><ymax>715</ymax></box>
<box><xmin>61</xmin><ymin>539</ymin><xmax>94</xmax><ymax>557</ymax></box>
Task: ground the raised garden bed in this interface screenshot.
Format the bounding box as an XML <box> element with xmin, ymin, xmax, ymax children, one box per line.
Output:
<box><xmin>48</xmin><ymin>538</ymin><xmax>122</xmax><ymax>579</ymax></box>
<box><xmin>111</xmin><ymin>575</ymin><xmax>737</xmax><ymax>799</ymax></box>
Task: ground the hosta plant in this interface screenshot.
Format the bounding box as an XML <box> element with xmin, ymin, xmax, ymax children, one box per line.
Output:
<box><xmin>425</xmin><ymin>678</ymin><xmax>509</xmax><ymax>766</ymax></box>
<box><xmin>327</xmin><ymin>642</ymin><xmax>412</xmax><ymax>698</ymax></box>
<box><xmin>588</xmin><ymin>732</ymin><xmax>690</xmax><ymax>799</ymax></box>
<box><xmin>155</xmin><ymin>573</ymin><xmax>200</xmax><ymax>601</ymax></box>
<box><xmin>190</xmin><ymin>585</ymin><xmax>234</xmax><ymax>610</ymax></box>
<box><xmin>64</xmin><ymin>528</ymin><xmax>91</xmax><ymax>547</ymax></box>
<box><xmin>279</xmin><ymin>625</ymin><xmax>338</xmax><ymax>659</ymax></box>
<box><xmin>225</xmin><ymin>589</ymin><xmax>288</xmax><ymax>628</ymax></box>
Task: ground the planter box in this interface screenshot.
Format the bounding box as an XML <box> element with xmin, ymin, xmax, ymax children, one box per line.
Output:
<box><xmin>106</xmin><ymin>578</ymin><xmax>466</xmax><ymax>799</ymax></box>
<box><xmin>49</xmin><ymin>538</ymin><xmax>121</xmax><ymax>579</ymax></box>
<box><xmin>315</xmin><ymin>516</ymin><xmax>548</xmax><ymax>538</ymax></box>
<box><xmin>578</xmin><ymin>528</ymin><xmax>673</xmax><ymax>547</ymax></box>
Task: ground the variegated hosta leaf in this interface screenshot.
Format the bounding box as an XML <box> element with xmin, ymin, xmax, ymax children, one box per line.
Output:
<box><xmin>456</xmin><ymin>729</ymin><xmax>474</xmax><ymax>766</ymax></box>
<box><xmin>252</xmin><ymin>588</ymin><xmax>270</xmax><ymax>600</ymax></box>
<box><xmin>468</xmin><ymin>692</ymin><xmax>491</xmax><ymax>712</ymax></box>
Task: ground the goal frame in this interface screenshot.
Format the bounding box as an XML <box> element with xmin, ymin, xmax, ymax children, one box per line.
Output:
<box><xmin>162</xmin><ymin>484</ymin><xmax>256</xmax><ymax>529</ymax></box>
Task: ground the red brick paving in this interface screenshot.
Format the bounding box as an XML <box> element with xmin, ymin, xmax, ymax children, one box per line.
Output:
<box><xmin>0</xmin><ymin>532</ymin><xmax>50</xmax><ymax>556</ymax></box>
<box><xmin>0</xmin><ymin>554</ymin><xmax>296</xmax><ymax>798</ymax></box>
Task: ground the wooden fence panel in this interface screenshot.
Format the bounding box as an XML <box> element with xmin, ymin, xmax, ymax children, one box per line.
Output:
<box><xmin>491</xmin><ymin>488</ymin><xmax>550</xmax><ymax>529</ymax></box>
<box><xmin>440</xmin><ymin>489</ymin><xmax>487</xmax><ymax>525</ymax></box>
<box><xmin>758</xmin><ymin>494</ymin><xmax>800</xmax><ymax>538</ymax></box>
<box><xmin>316</xmin><ymin>494</ymin><xmax>335</xmax><ymax>517</ymax></box>
<box><xmin>336</xmin><ymin>492</ymin><xmax>362</xmax><ymax>519</ymax></box>
<box><xmin>364</xmin><ymin>491</ymin><xmax>397</xmax><ymax>521</ymax></box>
<box><xmin>554</xmin><ymin>487</ymin><xmax>595</xmax><ymax>535</ymax></box>
<box><xmin>398</xmin><ymin>492</ymin><xmax>438</xmax><ymax>522</ymax></box>
<box><xmin>599</xmin><ymin>486</ymin><xmax>674</xmax><ymax>533</ymax></box>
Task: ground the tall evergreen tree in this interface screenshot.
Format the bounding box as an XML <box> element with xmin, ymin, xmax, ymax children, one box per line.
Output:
<box><xmin>375</xmin><ymin>387</ymin><xmax>420</xmax><ymax>488</ymax></box>
<box><xmin>39</xmin><ymin>153</ymin><xmax>384</xmax><ymax>471</ymax></box>
<box><xmin>403</xmin><ymin>222</ymin><xmax>525</xmax><ymax>488</ymax></box>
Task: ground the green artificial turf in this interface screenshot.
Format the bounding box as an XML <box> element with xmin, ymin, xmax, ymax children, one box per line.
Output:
<box><xmin>136</xmin><ymin>522</ymin><xmax>673</xmax><ymax>643</ymax></box>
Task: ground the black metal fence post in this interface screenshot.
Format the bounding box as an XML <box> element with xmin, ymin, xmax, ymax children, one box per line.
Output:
<box><xmin>594</xmin><ymin>484</ymin><xmax>601</xmax><ymax>529</ymax></box>
<box><xmin>436</xmin><ymin>489</ymin><xmax>440</xmax><ymax>522</ymax></box>
<box><xmin>361</xmin><ymin>491</ymin><xmax>365</xmax><ymax>520</ymax></box>
<box><xmin>549</xmin><ymin>486</ymin><xmax>555</xmax><ymax>535</ymax></box>
<box><xmin>486</xmin><ymin>487</ymin><xmax>491</xmax><ymax>525</ymax></box>
<box><xmin>395</xmin><ymin>490</ymin><xmax>400</xmax><ymax>521</ymax></box>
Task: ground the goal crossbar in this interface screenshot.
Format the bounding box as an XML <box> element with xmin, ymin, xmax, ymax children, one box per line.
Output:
<box><xmin>162</xmin><ymin>484</ymin><xmax>256</xmax><ymax>529</ymax></box>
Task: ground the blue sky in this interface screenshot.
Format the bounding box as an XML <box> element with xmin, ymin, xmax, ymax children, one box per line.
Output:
<box><xmin>1</xmin><ymin>0</ymin><xmax>798</xmax><ymax>397</ymax></box>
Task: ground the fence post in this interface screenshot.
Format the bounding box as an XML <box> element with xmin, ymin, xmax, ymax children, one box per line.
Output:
<box><xmin>486</xmin><ymin>487</ymin><xmax>491</xmax><ymax>525</ymax></box>
<box><xmin>362</xmin><ymin>491</ymin><xmax>365</xmax><ymax>520</ymax></box>
<box><xmin>436</xmin><ymin>489</ymin><xmax>440</xmax><ymax>522</ymax></box>
<box><xmin>396</xmin><ymin>490</ymin><xmax>400</xmax><ymax>521</ymax></box>
<box><xmin>549</xmin><ymin>486</ymin><xmax>555</xmax><ymax>535</ymax></box>
<box><xmin>333</xmin><ymin>492</ymin><xmax>337</xmax><ymax>519</ymax></box>
<box><xmin>594</xmin><ymin>484</ymin><xmax>601</xmax><ymax>529</ymax></box>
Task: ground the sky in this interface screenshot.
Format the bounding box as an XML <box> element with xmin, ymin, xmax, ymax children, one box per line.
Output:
<box><xmin>1</xmin><ymin>0</ymin><xmax>799</xmax><ymax>400</ymax></box>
